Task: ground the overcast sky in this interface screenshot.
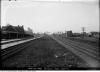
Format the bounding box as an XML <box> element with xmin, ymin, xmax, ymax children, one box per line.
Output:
<box><xmin>1</xmin><ymin>0</ymin><xmax>99</xmax><ymax>33</ymax></box>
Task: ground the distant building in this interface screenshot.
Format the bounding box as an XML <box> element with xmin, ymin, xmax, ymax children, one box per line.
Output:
<box><xmin>2</xmin><ymin>24</ymin><xmax>25</xmax><ymax>33</ymax></box>
<box><xmin>1</xmin><ymin>24</ymin><xmax>34</xmax><ymax>39</ymax></box>
<box><xmin>90</xmin><ymin>31</ymin><xmax>100</xmax><ymax>38</ymax></box>
<box><xmin>1</xmin><ymin>24</ymin><xmax>25</xmax><ymax>39</ymax></box>
<box><xmin>73</xmin><ymin>33</ymin><xmax>81</xmax><ymax>37</ymax></box>
<box><xmin>66</xmin><ymin>30</ymin><xmax>73</xmax><ymax>37</ymax></box>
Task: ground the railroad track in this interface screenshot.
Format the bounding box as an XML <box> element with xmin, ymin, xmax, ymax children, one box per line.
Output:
<box><xmin>62</xmin><ymin>37</ymin><xmax>99</xmax><ymax>51</ymax></box>
<box><xmin>50</xmin><ymin>35</ymin><xmax>100</xmax><ymax>68</ymax></box>
<box><xmin>1</xmin><ymin>38</ymin><xmax>35</xmax><ymax>60</ymax></box>
<box><xmin>58</xmin><ymin>37</ymin><xmax>100</xmax><ymax>60</ymax></box>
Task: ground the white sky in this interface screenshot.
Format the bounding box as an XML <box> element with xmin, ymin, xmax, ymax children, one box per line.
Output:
<box><xmin>1</xmin><ymin>0</ymin><xmax>99</xmax><ymax>33</ymax></box>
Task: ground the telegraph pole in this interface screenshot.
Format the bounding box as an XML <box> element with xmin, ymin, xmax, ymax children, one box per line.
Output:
<box><xmin>82</xmin><ymin>27</ymin><xmax>85</xmax><ymax>38</ymax></box>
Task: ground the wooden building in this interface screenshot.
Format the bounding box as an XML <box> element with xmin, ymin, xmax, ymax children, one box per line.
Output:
<box><xmin>1</xmin><ymin>24</ymin><xmax>33</xmax><ymax>39</ymax></box>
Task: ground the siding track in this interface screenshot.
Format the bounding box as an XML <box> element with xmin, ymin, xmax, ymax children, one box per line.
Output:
<box><xmin>50</xmin><ymin>35</ymin><xmax>100</xmax><ymax>67</ymax></box>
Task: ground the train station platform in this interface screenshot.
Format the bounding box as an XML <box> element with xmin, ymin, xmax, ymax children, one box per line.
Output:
<box><xmin>1</xmin><ymin>37</ymin><xmax>41</xmax><ymax>49</ymax></box>
<box><xmin>1</xmin><ymin>39</ymin><xmax>21</xmax><ymax>44</ymax></box>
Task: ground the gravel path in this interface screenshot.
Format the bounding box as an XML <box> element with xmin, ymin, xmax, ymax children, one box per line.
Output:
<box><xmin>2</xmin><ymin>36</ymin><xmax>87</xmax><ymax>69</ymax></box>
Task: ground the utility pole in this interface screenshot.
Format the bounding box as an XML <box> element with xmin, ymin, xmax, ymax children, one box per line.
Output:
<box><xmin>82</xmin><ymin>27</ymin><xmax>85</xmax><ymax>38</ymax></box>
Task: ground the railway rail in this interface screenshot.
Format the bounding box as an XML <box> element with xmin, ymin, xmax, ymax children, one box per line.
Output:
<box><xmin>1</xmin><ymin>36</ymin><xmax>99</xmax><ymax>69</ymax></box>
<box><xmin>50</xmin><ymin>35</ymin><xmax>100</xmax><ymax>68</ymax></box>
<box><xmin>58</xmin><ymin>37</ymin><xmax>100</xmax><ymax>60</ymax></box>
<box><xmin>1</xmin><ymin>36</ymin><xmax>88</xmax><ymax>69</ymax></box>
<box><xmin>1</xmin><ymin>38</ymin><xmax>36</xmax><ymax>60</ymax></box>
